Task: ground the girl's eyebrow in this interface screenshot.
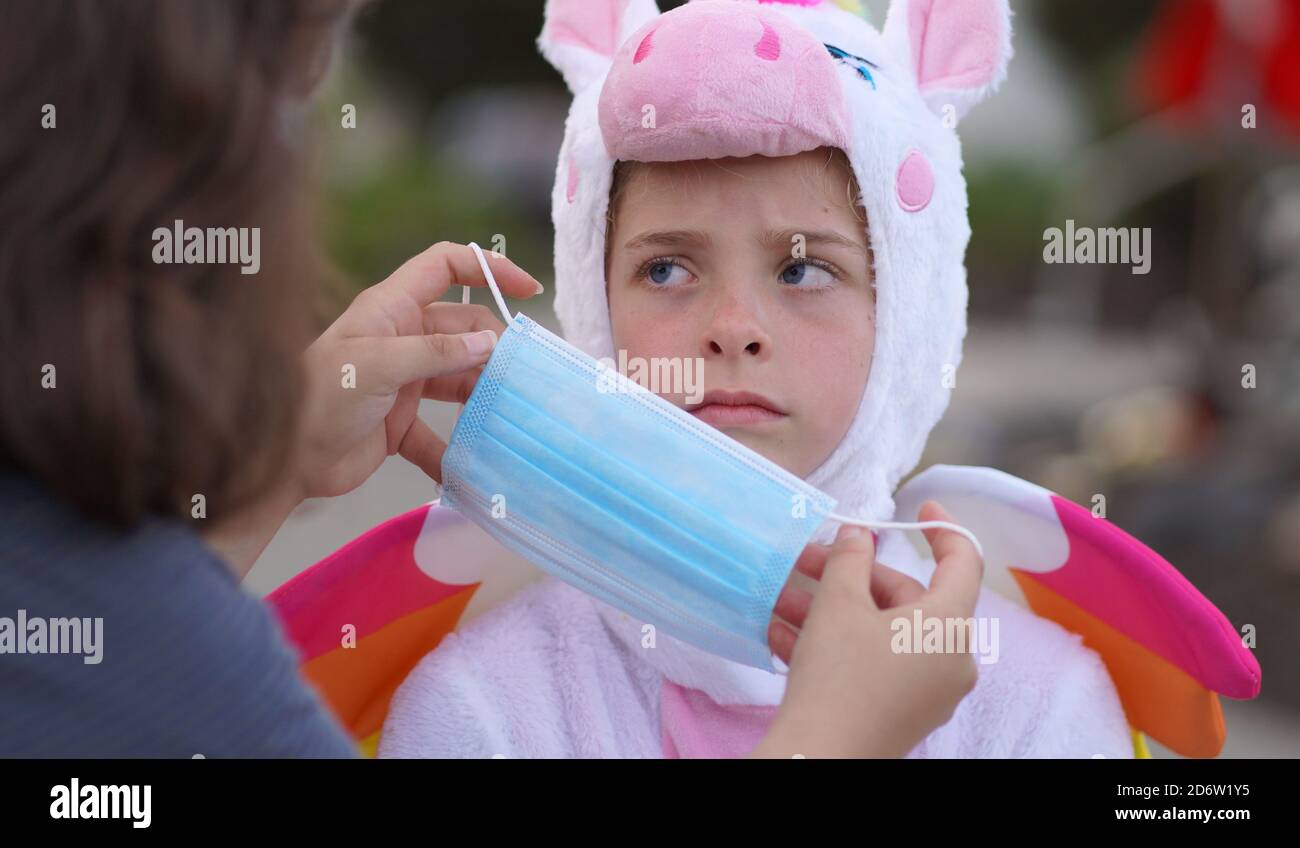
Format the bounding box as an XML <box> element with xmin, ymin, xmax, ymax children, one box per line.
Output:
<box><xmin>622</xmin><ymin>229</ymin><xmax>712</xmax><ymax>251</ymax></box>
<box><xmin>760</xmin><ymin>228</ymin><xmax>867</xmax><ymax>254</ymax></box>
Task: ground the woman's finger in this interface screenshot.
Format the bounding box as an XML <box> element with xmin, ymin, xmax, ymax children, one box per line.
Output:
<box><xmin>414</xmin><ymin>303</ymin><xmax>500</xmax><ymax>403</ymax></box>
<box><xmin>869</xmin><ymin>561</ymin><xmax>927</xmax><ymax>609</ymax></box>
<box><xmin>377</xmin><ymin>241</ymin><xmax>542</xmax><ymax>310</ymax></box>
<box><xmin>421</xmin><ymin>364</ymin><xmax>486</xmax><ymax>405</ymax></box>
<box><xmin>772</xmin><ymin>581</ymin><xmax>815</xmax><ymax>630</ymax></box>
<box><xmin>397</xmin><ymin>416</ymin><xmax>449</xmax><ymax>484</ymax></box>
<box><xmin>422</xmin><ymin>301</ymin><xmax>505</xmax><ymax>337</ymax></box>
<box><xmin>357</xmin><ymin>331</ymin><xmax>499</xmax><ymax>395</ymax></box>
<box><xmin>819</xmin><ymin>525</ymin><xmax>878</xmax><ymax>606</ymax></box>
<box><xmin>768</xmin><ymin>619</ymin><xmax>799</xmax><ymax>667</ymax></box>
<box><xmin>793</xmin><ymin>542</ymin><xmax>831</xmax><ymax>580</ymax></box>
<box><xmin>918</xmin><ymin>501</ymin><xmax>983</xmax><ymax>615</ymax></box>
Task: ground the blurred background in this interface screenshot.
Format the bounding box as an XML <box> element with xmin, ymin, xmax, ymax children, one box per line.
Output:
<box><xmin>245</xmin><ymin>0</ymin><xmax>1300</xmax><ymax>757</ymax></box>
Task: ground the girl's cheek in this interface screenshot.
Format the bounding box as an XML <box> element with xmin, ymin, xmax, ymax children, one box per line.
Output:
<box><xmin>608</xmin><ymin>287</ymin><xmax>648</xmax><ymax>346</ymax></box>
<box><xmin>625</xmin><ymin>293</ymin><xmax>701</xmax><ymax>348</ymax></box>
<box><xmin>613</xmin><ymin>306</ymin><xmax>682</xmax><ymax>360</ymax></box>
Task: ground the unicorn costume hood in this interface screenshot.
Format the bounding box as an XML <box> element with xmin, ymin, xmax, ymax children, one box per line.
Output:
<box><xmin>540</xmin><ymin>0</ymin><xmax>1012</xmax><ymax>531</ymax></box>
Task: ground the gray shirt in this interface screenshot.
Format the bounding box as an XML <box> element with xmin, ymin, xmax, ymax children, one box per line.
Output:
<box><xmin>0</xmin><ymin>473</ymin><xmax>356</xmax><ymax>757</ymax></box>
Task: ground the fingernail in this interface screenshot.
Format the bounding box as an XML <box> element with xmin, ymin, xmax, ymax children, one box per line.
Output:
<box><xmin>770</xmin><ymin>652</ymin><xmax>790</xmax><ymax>676</ymax></box>
<box><xmin>532</xmin><ymin>280</ymin><xmax>545</xmax><ymax>295</ymax></box>
<box><xmin>463</xmin><ymin>330</ymin><xmax>497</xmax><ymax>356</ymax></box>
<box><xmin>837</xmin><ymin>524</ymin><xmax>863</xmax><ymax>540</ymax></box>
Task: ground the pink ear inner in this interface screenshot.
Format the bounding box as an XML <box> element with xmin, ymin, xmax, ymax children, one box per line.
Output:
<box><xmin>908</xmin><ymin>0</ymin><xmax>1004</xmax><ymax>92</ymax></box>
<box><xmin>546</xmin><ymin>0</ymin><xmax>626</xmax><ymax>57</ymax></box>
<box><xmin>566</xmin><ymin>153</ymin><xmax>580</xmax><ymax>203</ymax></box>
<box><xmin>896</xmin><ymin>150</ymin><xmax>934</xmax><ymax>212</ymax></box>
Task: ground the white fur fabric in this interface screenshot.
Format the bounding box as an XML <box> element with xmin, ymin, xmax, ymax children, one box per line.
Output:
<box><xmin>378</xmin><ymin>528</ymin><xmax>1133</xmax><ymax>758</ymax></box>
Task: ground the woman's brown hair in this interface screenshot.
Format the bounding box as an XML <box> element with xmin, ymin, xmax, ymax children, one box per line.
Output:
<box><xmin>0</xmin><ymin>0</ymin><xmax>348</xmax><ymax>527</ymax></box>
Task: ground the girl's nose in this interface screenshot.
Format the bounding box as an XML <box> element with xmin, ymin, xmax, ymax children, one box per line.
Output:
<box><xmin>701</xmin><ymin>292</ymin><xmax>772</xmax><ymax>361</ymax></box>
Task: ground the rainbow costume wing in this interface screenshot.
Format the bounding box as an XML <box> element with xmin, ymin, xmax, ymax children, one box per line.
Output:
<box><xmin>266</xmin><ymin>502</ymin><xmax>506</xmax><ymax>757</ymax></box>
<box><xmin>893</xmin><ymin>465</ymin><xmax>1262</xmax><ymax>758</ymax></box>
<box><xmin>268</xmin><ymin>467</ymin><xmax>1261</xmax><ymax>758</ymax></box>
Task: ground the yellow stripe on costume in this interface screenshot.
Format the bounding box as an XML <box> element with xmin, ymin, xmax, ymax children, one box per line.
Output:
<box><xmin>832</xmin><ymin>0</ymin><xmax>868</xmax><ymax>17</ymax></box>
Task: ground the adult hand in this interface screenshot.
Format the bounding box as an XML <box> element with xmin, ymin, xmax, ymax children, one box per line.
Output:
<box><xmin>297</xmin><ymin>242</ymin><xmax>542</xmax><ymax>500</ymax></box>
<box><xmin>204</xmin><ymin>242</ymin><xmax>541</xmax><ymax>577</ymax></box>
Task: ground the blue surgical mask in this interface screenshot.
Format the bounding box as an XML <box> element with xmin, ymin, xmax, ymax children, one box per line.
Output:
<box><xmin>440</xmin><ymin>244</ymin><xmax>981</xmax><ymax>672</ymax></box>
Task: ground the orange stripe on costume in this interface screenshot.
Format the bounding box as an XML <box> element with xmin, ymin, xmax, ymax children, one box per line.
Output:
<box><xmin>1012</xmin><ymin>569</ymin><xmax>1225</xmax><ymax>758</ymax></box>
<box><xmin>300</xmin><ymin>585</ymin><xmax>477</xmax><ymax>741</ymax></box>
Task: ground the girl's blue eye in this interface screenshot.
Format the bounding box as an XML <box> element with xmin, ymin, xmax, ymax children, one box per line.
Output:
<box><xmin>646</xmin><ymin>261</ymin><xmax>689</xmax><ymax>286</ymax></box>
<box><xmin>780</xmin><ymin>262</ymin><xmax>834</xmax><ymax>288</ymax></box>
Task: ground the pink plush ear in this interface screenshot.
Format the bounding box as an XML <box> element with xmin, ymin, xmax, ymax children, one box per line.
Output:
<box><xmin>884</xmin><ymin>0</ymin><xmax>1013</xmax><ymax>122</ymax></box>
<box><xmin>539</xmin><ymin>0</ymin><xmax>661</xmax><ymax>93</ymax></box>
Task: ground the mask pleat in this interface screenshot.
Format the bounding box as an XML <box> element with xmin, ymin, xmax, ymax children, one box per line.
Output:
<box><xmin>481</xmin><ymin>407</ymin><xmax>761</xmax><ymax>613</ymax></box>
<box><xmin>510</xmin><ymin>331</ymin><xmax>814</xmax><ymax>559</ymax></box>
<box><xmin>494</xmin><ymin>382</ymin><xmax>773</xmax><ymax>565</ymax></box>
<box><xmin>445</xmin><ymin>479</ymin><xmax>767</xmax><ymax>665</ymax></box>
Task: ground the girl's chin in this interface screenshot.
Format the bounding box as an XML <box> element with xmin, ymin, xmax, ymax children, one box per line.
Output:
<box><xmin>714</xmin><ymin>428</ymin><xmax>809</xmax><ymax>477</ymax></box>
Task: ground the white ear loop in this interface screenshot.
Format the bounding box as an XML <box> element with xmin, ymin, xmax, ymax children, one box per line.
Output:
<box><xmin>768</xmin><ymin>515</ymin><xmax>984</xmax><ymax>676</ymax></box>
<box><xmin>443</xmin><ymin>243</ymin><xmax>516</xmax><ymax>506</ymax></box>
<box><xmin>467</xmin><ymin>242</ymin><xmax>515</xmax><ymax>324</ymax></box>
<box><xmin>453</xmin><ymin>242</ymin><xmax>516</xmax><ymax>414</ymax></box>
<box><xmin>827</xmin><ymin>512</ymin><xmax>985</xmax><ymax>560</ymax></box>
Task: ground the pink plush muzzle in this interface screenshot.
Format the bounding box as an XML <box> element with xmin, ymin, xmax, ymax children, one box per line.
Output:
<box><xmin>597</xmin><ymin>1</ymin><xmax>850</xmax><ymax>162</ymax></box>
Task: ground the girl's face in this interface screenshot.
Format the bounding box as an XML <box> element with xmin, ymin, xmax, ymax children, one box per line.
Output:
<box><xmin>606</xmin><ymin>148</ymin><xmax>875</xmax><ymax>478</ymax></box>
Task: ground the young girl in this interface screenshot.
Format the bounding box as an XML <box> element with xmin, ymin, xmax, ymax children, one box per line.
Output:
<box><xmin>379</xmin><ymin>0</ymin><xmax>1133</xmax><ymax>758</ymax></box>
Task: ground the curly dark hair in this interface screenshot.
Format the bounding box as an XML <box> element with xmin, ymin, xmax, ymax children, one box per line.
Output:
<box><xmin>0</xmin><ymin>0</ymin><xmax>349</xmax><ymax>527</ymax></box>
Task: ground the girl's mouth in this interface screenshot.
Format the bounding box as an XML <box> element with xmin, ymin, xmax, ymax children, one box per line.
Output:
<box><xmin>686</xmin><ymin>390</ymin><xmax>787</xmax><ymax>428</ymax></box>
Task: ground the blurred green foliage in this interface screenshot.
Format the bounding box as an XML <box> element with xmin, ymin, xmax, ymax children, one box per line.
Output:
<box><xmin>318</xmin><ymin>144</ymin><xmax>549</xmax><ymax>297</ymax></box>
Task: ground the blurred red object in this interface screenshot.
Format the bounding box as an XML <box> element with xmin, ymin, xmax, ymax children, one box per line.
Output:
<box><xmin>1138</xmin><ymin>0</ymin><xmax>1300</xmax><ymax>135</ymax></box>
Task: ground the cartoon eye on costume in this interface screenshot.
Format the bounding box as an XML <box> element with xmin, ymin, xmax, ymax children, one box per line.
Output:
<box><xmin>824</xmin><ymin>43</ymin><xmax>877</xmax><ymax>89</ymax></box>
